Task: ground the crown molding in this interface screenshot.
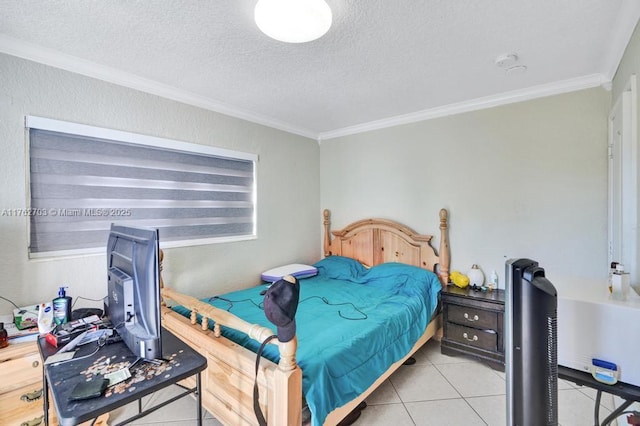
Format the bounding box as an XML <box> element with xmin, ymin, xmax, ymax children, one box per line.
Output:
<box><xmin>601</xmin><ymin>0</ymin><xmax>640</xmax><ymax>80</ymax></box>
<box><xmin>0</xmin><ymin>33</ymin><xmax>623</xmax><ymax>144</ymax></box>
<box><xmin>318</xmin><ymin>73</ymin><xmax>610</xmax><ymax>141</ymax></box>
<box><xmin>0</xmin><ymin>34</ymin><xmax>317</xmax><ymax>140</ymax></box>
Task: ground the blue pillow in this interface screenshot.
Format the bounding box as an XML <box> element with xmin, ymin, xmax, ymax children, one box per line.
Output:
<box><xmin>361</xmin><ymin>262</ymin><xmax>441</xmax><ymax>296</ymax></box>
<box><xmin>313</xmin><ymin>256</ymin><xmax>367</xmax><ymax>280</ymax></box>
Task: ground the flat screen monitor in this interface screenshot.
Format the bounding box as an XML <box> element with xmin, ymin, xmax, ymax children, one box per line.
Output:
<box><xmin>105</xmin><ymin>224</ymin><xmax>162</xmax><ymax>360</ymax></box>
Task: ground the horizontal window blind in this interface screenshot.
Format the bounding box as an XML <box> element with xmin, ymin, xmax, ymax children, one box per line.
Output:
<box><xmin>27</xmin><ymin>116</ymin><xmax>256</xmax><ymax>257</ymax></box>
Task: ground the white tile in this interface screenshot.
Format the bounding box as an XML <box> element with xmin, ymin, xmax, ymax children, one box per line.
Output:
<box><xmin>108</xmin><ymin>400</ymin><xmax>147</xmax><ymax>425</ymax></box>
<box><xmin>145</xmin><ymin>386</ymin><xmax>204</xmax><ymax>423</ymax></box>
<box><xmin>132</xmin><ymin>420</ymin><xmax>221</xmax><ymax>426</ymax></box>
<box><xmin>558</xmin><ymin>378</ymin><xmax>578</xmax><ymax>390</ymax></box>
<box><xmin>410</xmin><ymin>339</ymin><xmax>437</xmax><ymax>365</ymax></box>
<box><xmin>492</xmin><ymin>368</ymin><xmax>506</xmax><ymax>381</ymax></box>
<box><xmin>466</xmin><ymin>395</ymin><xmax>507</xmax><ymax>426</ymax></box>
<box><xmin>365</xmin><ymin>379</ymin><xmax>402</xmax><ymax>405</ymax></box>
<box><xmin>356</xmin><ymin>403</ymin><xmax>415</xmax><ymax>426</ymax></box>
<box><xmin>576</xmin><ymin>386</ymin><xmax>615</xmax><ymax>410</ymax></box>
<box><xmin>421</xmin><ymin>340</ymin><xmax>469</xmax><ymax>366</ymax></box>
<box><xmin>436</xmin><ymin>362</ymin><xmax>506</xmax><ymax>398</ymax></box>
<box><xmin>112</xmin><ymin>353</ymin><xmax>627</xmax><ymax>426</ymax></box>
<box><xmin>558</xmin><ymin>388</ymin><xmax>612</xmax><ymax>426</ymax></box>
<box><xmin>390</xmin><ymin>363</ymin><xmax>461</xmax><ymax>402</ymax></box>
<box><xmin>131</xmin><ymin>385</ymin><xmax>215</xmax><ymax>424</ymax></box>
<box><xmin>405</xmin><ymin>398</ymin><xmax>486</xmax><ymax>426</ymax></box>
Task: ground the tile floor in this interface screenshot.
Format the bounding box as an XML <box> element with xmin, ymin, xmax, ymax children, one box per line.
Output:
<box><xmin>108</xmin><ymin>339</ymin><xmax>622</xmax><ymax>426</ymax></box>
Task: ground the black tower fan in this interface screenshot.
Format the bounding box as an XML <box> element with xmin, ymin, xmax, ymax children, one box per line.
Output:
<box><xmin>506</xmin><ymin>259</ymin><xmax>558</xmax><ymax>426</ymax></box>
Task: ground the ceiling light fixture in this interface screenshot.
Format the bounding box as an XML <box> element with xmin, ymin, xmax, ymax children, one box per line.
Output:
<box><xmin>255</xmin><ymin>0</ymin><xmax>332</xmax><ymax>43</ymax></box>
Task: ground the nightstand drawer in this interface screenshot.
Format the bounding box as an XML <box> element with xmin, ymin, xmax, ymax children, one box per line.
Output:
<box><xmin>0</xmin><ymin>352</ymin><xmax>41</xmax><ymax>394</ymax></box>
<box><xmin>447</xmin><ymin>304</ymin><xmax>498</xmax><ymax>330</ymax></box>
<box><xmin>447</xmin><ymin>323</ymin><xmax>498</xmax><ymax>352</ymax></box>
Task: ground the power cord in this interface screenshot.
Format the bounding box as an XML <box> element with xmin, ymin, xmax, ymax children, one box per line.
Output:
<box><xmin>71</xmin><ymin>295</ymin><xmax>108</xmax><ymax>309</ymax></box>
<box><xmin>2</xmin><ymin>294</ymin><xmax>108</xmax><ymax>313</ymax></box>
<box><xmin>51</xmin><ymin>340</ymin><xmax>103</xmax><ymax>367</ymax></box>
<box><xmin>0</xmin><ymin>295</ymin><xmax>20</xmax><ymax>309</ymax></box>
<box><xmin>207</xmin><ymin>294</ymin><xmax>368</xmax><ymax>320</ymax></box>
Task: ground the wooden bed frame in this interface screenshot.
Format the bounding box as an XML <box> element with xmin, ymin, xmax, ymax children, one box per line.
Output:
<box><xmin>160</xmin><ymin>208</ymin><xmax>450</xmax><ymax>426</ymax></box>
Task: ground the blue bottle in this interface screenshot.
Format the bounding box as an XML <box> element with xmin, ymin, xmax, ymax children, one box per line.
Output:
<box><xmin>53</xmin><ymin>286</ymin><xmax>72</xmax><ymax>325</ymax></box>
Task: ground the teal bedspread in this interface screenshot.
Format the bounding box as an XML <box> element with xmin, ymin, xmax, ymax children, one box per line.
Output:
<box><xmin>172</xmin><ymin>256</ymin><xmax>441</xmax><ymax>426</ymax></box>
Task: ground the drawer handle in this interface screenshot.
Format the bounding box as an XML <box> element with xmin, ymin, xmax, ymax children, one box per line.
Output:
<box><xmin>32</xmin><ymin>360</ymin><xmax>39</xmax><ymax>368</ymax></box>
<box><xmin>464</xmin><ymin>313</ymin><xmax>480</xmax><ymax>322</ymax></box>
<box><xmin>462</xmin><ymin>332</ymin><xmax>478</xmax><ymax>342</ymax></box>
<box><xmin>20</xmin><ymin>415</ymin><xmax>44</xmax><ymax>426</ymax></box>
<box><xmin>20</xmin><ymin>388</ymin><xmax>43</xmax><ymax>402</ymax></box>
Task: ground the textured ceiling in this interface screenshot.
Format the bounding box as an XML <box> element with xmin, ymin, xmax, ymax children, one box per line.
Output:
<box><xmin>0</xmin><ymin>0</ymin><xmax>639</xmax><ymax>140</ymax></box>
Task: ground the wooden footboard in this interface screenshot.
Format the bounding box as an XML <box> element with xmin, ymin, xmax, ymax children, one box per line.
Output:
<box><xmin>161</xmin><ymin>288</ymin><xmax>302</xmax><ymax>426</ymax></box>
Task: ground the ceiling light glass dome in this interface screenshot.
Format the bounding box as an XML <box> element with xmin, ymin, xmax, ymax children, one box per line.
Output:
<box><xmin>255</xmin><ymin>0</ymin><xmax>332</xmax><ymax>43</ymax></box>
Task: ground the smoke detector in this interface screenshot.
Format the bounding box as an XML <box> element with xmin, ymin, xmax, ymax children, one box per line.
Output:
<box><xmin>495</xmin><ymin>53</ymin><xmax>519</xmax><ymax>68</ymax></box>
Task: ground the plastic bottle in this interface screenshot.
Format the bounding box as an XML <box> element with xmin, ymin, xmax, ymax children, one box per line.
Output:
<box><xmin>37</xmin><ymin>302</ymin><xmax>54</xmax><ymax>334</ymax></box>
<box><xmin>490</xmin><ymin>270</ymin><xmax>499</xmax><ymax>289</ymax></box>
<box><xmin>611</xmin><ymin>263</ymin><xmax>630</xmax><ymax>300</ymax></box>
<box><xmin>608</xmin><ymin>262</ymin><xmax>619</xmax><ymax>293</ymax></box>
<box><xmin>0</xmin><ymin>322</ymin><xmax>8</xmax><ymax>348</ymax></box>
<box><xmin>53</xmin><ymin>286</ymin><xmax>72</xmax><ymax>325</ymax></box>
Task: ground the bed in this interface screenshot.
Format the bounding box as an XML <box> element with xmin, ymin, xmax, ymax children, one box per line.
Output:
<box><xmin>160</xmin><ymin>208</ymin><xmax>450</xmax><ymax>425</ymax></box>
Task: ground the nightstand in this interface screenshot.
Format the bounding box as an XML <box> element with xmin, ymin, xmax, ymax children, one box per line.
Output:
<box><xmin>440</xmin><ymin>285</ymin><xmax>505</xmax><ymax>370</ymax></box>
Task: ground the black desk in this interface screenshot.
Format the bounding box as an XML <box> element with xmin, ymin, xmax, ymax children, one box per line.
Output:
<box><xmin>559</xmin><ymin>365</ymin><xmax>640</xmax><ymax>426</ymax></box>
<box><xmin>38</xmin><ymin>327</ymin><xmax>207</xmax><ymax>426</ymax></box>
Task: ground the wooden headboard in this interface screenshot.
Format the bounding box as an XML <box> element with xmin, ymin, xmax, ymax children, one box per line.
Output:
<box><xmin>323</xmin><ymin>208</ymin><xmax>450</xmax><ymax>286</ymax></box>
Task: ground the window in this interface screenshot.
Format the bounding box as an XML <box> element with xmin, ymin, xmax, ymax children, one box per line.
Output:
<box><xmin>26</xmin><ymin>116</ymin><xmax>257</xmax><ymax>258</ymax></box>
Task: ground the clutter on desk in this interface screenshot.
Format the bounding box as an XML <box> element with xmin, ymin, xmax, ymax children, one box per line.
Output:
<box><xmin>45</xmin><ymin>314</ymin><xmax>103</xmax><ymax>348</ymax></box>
<box><xmin>104</xmin><ymin>367</ymin><xmax>131</xmax><ymax>386</ymax></box>
<box><xmin>71</xmin><ymin>307</ymin><xmax>103</xmax><ymax>321</ymax></box>
<box><xmin>0</xmin><ymin>314</ymin><xmax>39</xmax><ymax>344</ymax></box>
<box><xmin>70</xmin><ymin>350</ymin><xmax>184</xmax><ymax>398</ymax></box>
<box><xmin>69</xmin><ymin>378</ymin><xmax>109</xmax><ymax>401</ymax></box>
<box><xmin>44</xmin><ymin>351</ymin><xmax>76</xmax><ymax>365</ymax></box>
<box><xmin>3</xmin><ymin>293</ymin><xmax>104</xmax><ymax>347</ymax></box>
<box><xmin>13</xmin><ymin>304</ymin><xmax>40</xmax><ymax>329</ymax></box>
<box><xmin>37</xmin><ymin>302</ymin><xmax>54</xmax><ymax>334</ymax></box>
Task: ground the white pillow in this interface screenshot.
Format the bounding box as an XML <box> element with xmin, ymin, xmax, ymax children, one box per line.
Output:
<box><xmin>261</xmin><ymin>264</ymin><xmax>318</xmax><ymax>282</ymax></box>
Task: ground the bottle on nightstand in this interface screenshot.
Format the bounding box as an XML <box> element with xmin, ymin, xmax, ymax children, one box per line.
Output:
<box><xmin>489</xmin><ymin>270</ymin><xmax>499</xmax><ymax>291</ymax></box>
